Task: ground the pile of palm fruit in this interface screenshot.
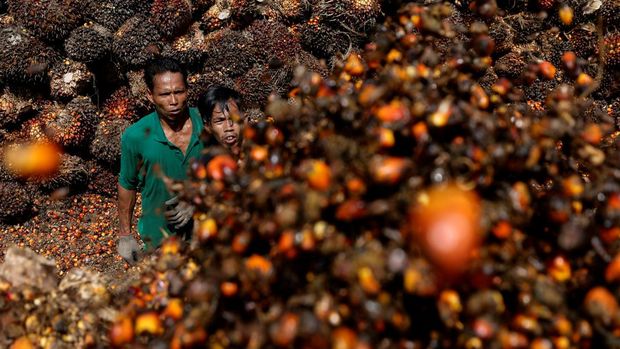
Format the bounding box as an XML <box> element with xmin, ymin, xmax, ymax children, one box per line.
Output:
<box><xmin>2</xmin><ymin>0</ymin><xmax>620</xmax><ymax>348</ymax></box>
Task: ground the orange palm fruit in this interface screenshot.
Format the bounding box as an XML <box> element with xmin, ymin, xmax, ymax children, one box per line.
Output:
<box><xmin>163</xmin><ymin>298</ymin><xmax>184</xmax><ymax>320</ymax></box>
<box><xmin>4</xmin><ymin>141</ymin><xmax>61</xmax><ymax>178</ymax></box>
<box><xmin>303</xmin><ymin>159</ymin><xmax>331</xmax><ymax>191</ymax></box>
<box><xmin>206</xmin><ymin>155</ymin><xmax>238</xmax><ymax>181</ymax></box>
<box><xmin>109</xmin><ymin>316</ymin><xmax>134</xmax><ymax>346</ymax></box>
<box><xmin>135</xmin><ymin>312</ymin><xmax>163</xmax><ymax>335</ymax></box>
<box><xmin>410</xmin><ymin>185</ymin><xmax>481</xmax><ymax>274</ymax></box>
<box><xmin>375</xmin><ymin>100</ymin><xmax>410</xmax><ymax>123</ymax></box>
<box><xmin>196</xmin><ymin>217</ymin><xmax>217</xmax><ymax>242</ymax></box>
<box><xmin>10</xmin><ymin>337</ymin><xmax>34</xmax><ymax>349</ymax></box>
<box><xmin>369</xmin><ymin>156</ymin><xmax>410</xmax><ymax>184</ymax></box>
<box><xmin>220</xmin><ymin>281</ymin><xmax>239</xmax><ymax>297</ymax></box>
<box><xmin>245</xmin><ymin>254</ymin><xmax>273</xmax><ymax>276</ymax></box>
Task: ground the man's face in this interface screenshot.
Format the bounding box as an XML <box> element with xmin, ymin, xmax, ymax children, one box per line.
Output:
<box><xmin>208</xmin><ymin>100</ymin><xmax>243</xmax><ymax>151</ymax></box>
<box><xmin>147</xmin><ymin>72</ymin><xmax>188</xmax><ymax>122</ymax></box>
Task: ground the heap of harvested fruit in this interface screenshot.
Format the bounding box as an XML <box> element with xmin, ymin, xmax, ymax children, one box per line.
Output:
<box><xmin>103</xmin><ymin>2</ymin><xmax>620</xmax><ymax>348</ymax></box>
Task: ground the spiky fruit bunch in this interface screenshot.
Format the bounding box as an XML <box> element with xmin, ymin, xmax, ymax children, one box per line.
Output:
<box><xmin>86</xmin><ymin>0</ymin><xmax>150</xmax><ymax>31</ymax></box>
<box><xmin>602</xmin><ymin>0</ymin><xmax>620</xmax><ymax>31</ymax></box>
<box><xmin>489</xmin><ymin>20</ymin><xmax>515</xmax><ymax>55</ymax></box>
<box><xmin>89</xmin><ymin>118</ymin><xmax>131</xmax><ymax>166</ymax></box>
<box><xmin>0</xmin><ymin>181</ymin><xmax>32</xmax><ymax>223</ymax></box>
<box><xmin>102</xmin><ymin>86</ymin><xmax>143</xmax><ymax>122</ymax></box>
<box><xmin>233</xmin><ymin>0</ymin><xmax>306</xmax><ymax>21</ymax></box>
<box><xmin>192</xmin><ymin>0</ymin><xmax>214</xmax><ymax>15</ymax></box>
<box><xmin>609</xmin><ymin>98</ymin><xmax>620</xmax><ymax>128</ymax></box>
<box><xmin>32</xmin><ymin>153</ymin><xmax>88</xmax><ymax>192</ymax></box>
<box><xmin>290</xmin><ymin>50</ymin><xmax>329</xmax><ymax>77</ymax></box>
<box><xmin>596</xmin><ymin>68</ymin><xmax>620</xmax><ymax>99</ymax></box>
<box><xmin>569</xmin><ymin>27</ymin><xmax>596</xmax><ymax>59</ymax></box>
<box><xmin>244</xmin><ymin>107</ymin><xmax>266</xmax><ymax>124</ymax></box>
<box><xmin>112</xmin><ymin>16</ymin><xmax>162</xmax><ymax>68</ymax></box>
<box><xmin>604</xmin><ymin>32</ymin><xmax>620</xmax><ymax>67</ymax></box>
<box><xmin>0</xmin><ymin>161</ymin><xmax>16</xmax><ymax>182</ymax></box>
<box><xmin>505</xmin><ymin>12</ymin><xmax>545</xmax><ymax>44</ymax></box>
<box><xmin>85</xmin><ymin>160</ymin><xmax>118</xmax><ymax>197</ymax></box>
<box><xmin>524</xmin><ymin>78</ymin><xmax>559</xmax><ymax>102</ymax></box>
<box><xmin>235</xmin><ymin>64</ymin><xmax>292</xmax><ymax>108</ymax></box>
<box><xmin>229</xmin><ymin>0</ymin><xmax>282</xmax><ymax>22</ymax></box>
<box><xmin>126</xmin><ymin>70</ymin><xmax>152</xmax><ymax>112</ymax></box>
<box><xmin>480</xmin><ymin>69</ymin><xmax>500</xmax><ymax>98</ymax></box>
<box><xmin>244</xmin><ymin>20</ymin><xmax>303</xmax><ymax>66</ymax></box>
<box><xmin>0</xmin><ymin>13</ymin><xmax>13</xmax><ymax>25</ymax></box>
<box><xmin>203</xmin><ymin>28</ymin><xmax>258</xmax><ymax>77</ymax></box>
<box><xmin>537</xmin><ymin>30</ymin><xmax>572</xmax><ymax>68</ymax></box>
<box><xmin>314</xmin><ymin>0</ymin><xmax>380</xmax><ymax>31</ymax></box>
<box><xmin>0</xmin><ymin>142</ymin><xmax>21</xmax><ymax>182</ymax></box>
<box><xmin>274</xmin><ymin>0</ymin><xmax>307</xmax><ymax>20</ymax></box>
<box><xmin>581</xmin><ymin>99</ymin><xmax>607</xmax><ymax>123</ymax></box>
<box><xmin>19</xmin><ymin>114</ymin><xmax>48</xmax><ymax>143</ymax></box>
<box><xmin>200</xmin><ymin>0</ymin><xmax>233</xmax><ymax>32</ymax></box>
<box><xmin>494</xmin><ymin>51</ymin><xmax>527</xmax><ymax>79</ymax></box>
<box><xmin>187</xmin><ymin>70</ymin><xmax>236</xmax><ymax>106</ymax></box>
<box><xmin>49</xmin><ymin>60</ymin><xmax>94</xmax><ymax>100</ymax></box>
<box><xmin>300</xmin><ymin>16</ymin><xmax>355</xmax><ymax>59</ymax></box>
<box><xmin>64</xmin><ymin>23</ymin><xmax>113</xmax><ymax>64</ymax></box>
<box><xmin>7</xmin><ymin>0</ymin><xmax>84</xmax><ymax>42</ymax></box>
<box><xmin>161</xmin><ymin>23</ymin><xmax>209</xmax><ymax>69</ymax></box>
<box><xmin>0</xmin><ymin>26</ymin><xmax>58</xmax><ymax>84</ymax></box>
<box><xmin>0</xmin><ymin>88</ymin><xmax>33</xmax><ymax>128</ymax></box>
<box><xmin>27</xmin><ymin>97</ymin><xmax>99</xmax><ymax>148</ymax></box>
<box><xmin>151</xmin><ymin>0</ymin><xmax>193</xmax><ymax>38</ymax></box>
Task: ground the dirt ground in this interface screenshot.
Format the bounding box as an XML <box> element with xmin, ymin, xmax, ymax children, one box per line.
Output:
<box><xmin>0</xmin><ymin>191</ymin><xmax>145</xmax><ymax>292</ymax></box>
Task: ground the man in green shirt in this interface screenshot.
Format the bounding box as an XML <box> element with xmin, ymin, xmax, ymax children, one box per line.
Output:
<box><xmin>117</xmin><ymin>57</ymin><xmax>203</xmax><ymax>263</ymax></box>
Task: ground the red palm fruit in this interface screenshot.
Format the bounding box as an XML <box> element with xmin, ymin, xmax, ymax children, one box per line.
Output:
<box><xmin>336</xmin><ymin>199</ymin><xmax>367</xmax><ymax>221</ymax></box>
<box><xmin>207</xmin><ymin>155</ymin><xmax>238</xmax><ymax>180</ymax></box>
<box><xmin>409</xmin><ymin>184</ymin><xmax>481</xmax><ymax>275</ymax></box>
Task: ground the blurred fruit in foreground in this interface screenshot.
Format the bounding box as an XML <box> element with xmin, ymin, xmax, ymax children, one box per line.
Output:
<box><xmin>410</xmin><ymin>184</ymin><xmax>481</xmax><ymax>275</ymax></box>
<box><xmin>3</xmin><ymin>141</ymin><xmax>61</xmax><ymax>178</ymax></box>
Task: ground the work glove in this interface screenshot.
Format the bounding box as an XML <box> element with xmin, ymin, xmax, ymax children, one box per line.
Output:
<box><xmin>165</xmin><ymin>196</ymin><xmax>195</xmax><ymax>229</ymax></box>
<box><xmin>118</xmin><ymin>235</ymin><xmax>141</xmax><ymax>264</ymax></box>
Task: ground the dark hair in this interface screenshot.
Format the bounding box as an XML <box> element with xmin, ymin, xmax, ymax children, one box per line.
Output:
<box><xmin>144</xmin><ymin>57</ymin><xmax>187</xmax><ymax>91</ymax></box>
<box><xmin>198</xmin><ymin>86</ymin><xmax>242</xmax><ymax>125</ymax></box>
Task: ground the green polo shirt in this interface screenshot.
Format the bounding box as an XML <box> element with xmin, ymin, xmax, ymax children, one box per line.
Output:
<box><xmin>119</xmin><ymin>108</ymin><xmax>204</xmax><ymax>248</ymax></box>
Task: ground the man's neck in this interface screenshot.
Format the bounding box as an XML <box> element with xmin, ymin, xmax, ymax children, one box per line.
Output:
<box><xmin>159</xmin><ymin>111</ymin><xmax>190</xmax><ymax>133</ymax></box>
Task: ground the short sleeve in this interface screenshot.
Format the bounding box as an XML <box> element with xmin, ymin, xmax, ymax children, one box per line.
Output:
<box><xmin>118</xmin><ymin>130</ymin><xmax>141</xmax><ymax>190</ymax></box>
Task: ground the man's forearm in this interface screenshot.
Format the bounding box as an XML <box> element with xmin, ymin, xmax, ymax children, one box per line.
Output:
<box><xmin>118</xmin><ymin>184</ymin><xmax>137</xmax><ymax>237</ymax></box>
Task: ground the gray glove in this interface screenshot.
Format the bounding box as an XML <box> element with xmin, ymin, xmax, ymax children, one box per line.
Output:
<box><xmin>165</xmin><ymin>196</ymin><xmax>195</xmax><ymax>229</ymax></box>
<box><xmin>118</xmin><ymin>235</ymin><xmax>141</xmax><ymax>264</ymax></box>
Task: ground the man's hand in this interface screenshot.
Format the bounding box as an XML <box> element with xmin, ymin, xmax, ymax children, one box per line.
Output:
<box><xmin>118</xmin><ymin>235</ymin><xmax>141</xmax><ymax>264</ymax></box>
<box><xmin>165</xmin><ymin>196</ymin><xmax>195</xmax><ymax>229</ymax></box>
